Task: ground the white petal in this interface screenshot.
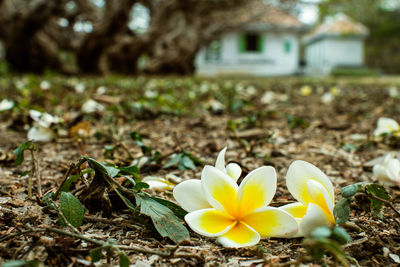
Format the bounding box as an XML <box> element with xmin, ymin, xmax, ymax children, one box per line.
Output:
<box><xmin>373</xmin><ymin>164</ymin><xmax>392</xmax><ymax>183</ymax></box>
<box><xmin>215</xmin><ymin>147</ymin><xmax>227</xmax><ymax>173</ymax></box>
<box><xmin>226</xmin><ymin>163</ymin><xmax>241</xmax><ymax>182</ymax></box>
<box><xmin>300</xmin><ymin>203</ymin><xmax>334</xmax><ymax>237</ymax></box>
<box><xmin>201</xmin><ymin>165</ymin><xmax>238</xmax><ymax>216</ymax></box>
<box><xmin>286</xmin><ymin>160</ymin><xmax>334</xmax><ymax>205</ymax></box>
<box><xmin>237</xmin><ymin>166</ymin><xmax>276</xmax><ymax>216</ymax></box>
<box><xmin>242</xmin><ymin>207</ymin><xmax>298</xmax><ymax>238</ymax></box>
<box><xmin>173</xmin><ymin>180</ymin><xmax>211</xmax><ymax>212</ymax></box>
<box><xmin>0</xmin><ymin>99</ymin><xmax>14</xmax><ymax>111</ymax></box>
<box><xmin>184</xmin><ymin>208</ymin><xmax>235</xmax><ymax>237</ymax></box>
<box><xmin>216</xmin><ymin>221</ymin><xmax>260</xmax><ymax>248</ymax></box>
<box><xmin>279</xmin><ymin>202</ymin><xmax>308</xmax><ymax>219</ymax></box>
<box><xmin>142</xmin><ymin>176</ymin><xmax>174</xmax><ymax>191</ymax></box>
<box><xmin>386</xmin><ymin>158</ymin><xmax>400</xmax><ymax>181</ymax></box>
<box><xmin>27</xmin><ymin>125</ymin><xmax>54</xmax><ymax>142</ymax></box>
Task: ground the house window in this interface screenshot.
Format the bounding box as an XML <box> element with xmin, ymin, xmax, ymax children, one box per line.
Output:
<box><xmin>205</xmin><ymin>40</ymin><xmax>222</xmax><ymax>62</ymax></box>
<box><xmin>239</xmin><ymin>33</ymin><xmax>264</xmax><ymax>53</ymax></box>
<box><xmin>284</xmin><ymin>40</ymin><xmax>291</xmax><ymax>53</ymax></box>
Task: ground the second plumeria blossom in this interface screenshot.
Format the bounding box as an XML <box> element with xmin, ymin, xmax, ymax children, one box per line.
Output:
<box><xmin>280</xmin><ymin>160</ymin><xmax>335</xmax><ymax>237</ymax></box>
<box><xmin>374</xmin><ymin>117</ymin><xmax>400</xmax><ymax>140</ymax></box>
<box><xmin>372</xmin><ymin>153</ymin><xmax>400</xmax><ymax>185</ymax></box>
<box><xmin>173</xmin><ymin>165</ymin><xmax>298</xmax><ymax>247</ymax></box>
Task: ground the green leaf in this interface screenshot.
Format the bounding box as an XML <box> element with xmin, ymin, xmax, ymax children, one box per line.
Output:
<box><xmin>105</xmin><ymin>166</ymin><xmax>120</xmax><ymax>178</ymax></box>
<box><xmin>311</xmin><ymin>226</ymin><xmax>332</xmax><ymax>239</ymax></box>
<box><xmin>135</xmin><ymin>193</ymin><xmax>190</xmax><ymax>243</ymax></box>
<box><xmin>2</xmin><ymin>260</ymin><xmax>28</xmax><ymax>267</ymax></box>
<box><xmin>332</xmin><ymin>226</ymin><xmax>351</xmax><ymax>245</ymax></box>
<box><xmin>20</xmin><ymin>170</ymin><xmax>30</xmax><ymax>177</ymax></box>
<box><xmin>13</xmin><ymin>141</ymin><xmax>32</xmax><ymax>166</ymax></box>
<box><xmin>180</xmin><ymin>155</ymin><xmax>196</xmax><ymax>170</ymax></box>
<box><xmin>342</xmin><ymin>182</ymin><xmax>365</xmax><ymax>198</ymax></box>
<box><xmin>86</xmin><ymin>157</ymin><xmax>109</xmax><ymax>177</ymax></box>
<box><xmin>365</xmin><ymin>184</ymin><xmax>390</xmax><ymax>218</ymax></box>
<box><xmin>163</xmin><ymin>153</ymin><xmax>183</xmax><ymax>169</ymax></box>
<box><xmin>333</xmin><ymin>198</ymin><xmax>351</xmax><ymax>225</ymax></box>
<box><xmin>134</xmin><ymin>182</ymin><xmax>150</xmax><ymax>191</ymax></box>
<box><xmin>89</xmin><ymin>246</ymin><xmax>103</xmax><ymax>262</ymax></box>
<box><xmin>59</xmin><ymin>192</ymin><xmax>85</xmax><ymax>228</ymax></box>
<box><xmin>151</xmin><ymin>196</ymin><xmax>188</xmax><ymax>219</ymax></box>
<box><xmin>119</xmin><ymin>251</ymin><xmax>130</xmax><ymax>267</ymax></box>
<box><xmin>118</xmin><ymin>165</ymin><xmax>139</xmax><ymax>177</ymax></box>
<box><xmin>59</xmin><ymin>174</ymin><xmax>81</xmax><ymax>193</ymax></box>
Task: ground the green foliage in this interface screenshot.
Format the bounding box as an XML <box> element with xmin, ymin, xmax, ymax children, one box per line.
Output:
<box><xmin>335</xmin><ymin>182</ymin><xmax>391</xmax><ymax>223</ymax></box>
<box><xmin>59</xmin><ymin>192</ymin><xmax>85</xmax><ymax>228</ymax></box>
<box><xmin>135</xmin><ymin>193</ymin><xmax>190</xmax><ymax>243</ymax></box>
<box><xmin>89</xmin><ymin>242</ymin><xmax>130</xmax><ymax>267</ymax></box>
<box><xmin>163</xmin><ymin>151</ymin><xmax>202</xmax><ymax>170</ymax></box>
<box><xmin>2</xmin><ymin>260</ymin><xmax>39</xmax><ymax>267</ymax></box>
<box><xmin>304</xmin><ymin>226</ymin><xmax>351</xmax><ymax>266</ymax></box>
<box><xmin>331</xmin><ymin>67</ymin><xmax>380</xmax><ymax>77</ymax></box>
<box><xmin>13</xmin><ymin>141</ymin><xmax>36</xmax><ymax>166</ymax></box>
<box><xmin>286</xmin><ymin>114</ymin><xmax>310</xmax><ymax>129</ymax></box>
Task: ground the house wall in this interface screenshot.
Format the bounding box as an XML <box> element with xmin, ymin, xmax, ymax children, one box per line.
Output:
<box><xmin>305</xmin><ymin>37</ymin><xmax>364</xmax><ymax>74</ymax></box>
<box><xmin>196</xmin><ymin>31</ymin><xmax>301</xmax><ymax>76</ymax></box>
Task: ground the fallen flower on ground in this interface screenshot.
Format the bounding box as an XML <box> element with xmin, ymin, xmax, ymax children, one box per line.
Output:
<box><xmin>174</xmin><ymin>165</ymin><xmax>298</xmax><ymax>247</ymax></box>
<box><xmin>280</xmin><ymin>160</ymin><xmax>335</xmax><ymax>237</ymax></box>
<box><xmin>300</xmin><ymin>85</ymin><xmax>312</xmax><ymax>96</ymax></box>
<box><xmin>372</xmin><ymin>153</ymin><xmax>400</xmax><ymax>185</ymax></box>
<box><xmin>82</xmin><ymin>99</ymin><xmax>105</xmax><ymax>113</ymax></box>
<box><xmin>27</xmin><ymin>110</ymin><xmax>60</xmax><ymax>141</ymax></box>
<box><xmin>0</xmin><ymin>99</ymin><xmax>14</xmax><ymax>111</ymax></box>
<box><xmin>215</xmin><ymin>147</ymin><xmax>242</xmax><ymax>182</ymax></box>
<box><xmin>374</xmin><ymin>117</ymin><xmax>400</xmax><ymax>140</ymax></box>
<box><xmin>142</xmin><ymin>176</ymin><xmax>175</xmax><ymax>190</ymax></box>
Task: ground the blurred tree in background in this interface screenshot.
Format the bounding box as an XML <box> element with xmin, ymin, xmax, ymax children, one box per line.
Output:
<box><xmin>319</xmin><ymin>0</ymin><xmax>400</xmax><ymax>74</ymax></box>
<box><xmin>0</xmin><ymin>0</ymin><xmax>280</xmax><ymax>75</ymax></box>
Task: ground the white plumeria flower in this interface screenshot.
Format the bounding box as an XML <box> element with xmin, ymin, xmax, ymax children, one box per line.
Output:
<box><xmin>215</xmin><ymin>147</ymin><xmax>242</xmax><ymax>182</ymax></box>
<box><xmin>96</xmin><ymin>86</ymin><xmax>107</xmax><ymax>95</ymax></box>
<box><xmin>321</xmin><ymin>92</ymin><xmax>334</xmax><ymax>104</ymax></box>
<box><xmin>142</xmin><ymin>176</ymin><xmax>175</xmax><ymax>190</ymax></box>
<box><xmin>374</xmin><ymin>117</ymin><xmax>400</xmax><ymax>139</ymax></box>
<box><xmin>174</xmin><ymin>165</ymin><xmax>298</xmax><ymax>247</ymax></box>
<box><xmin>82</xmin><ymin>99</ymin><xmax>105</xmax><ymax>113</ymax></box>
<box><xmin>280</xmin><ymin>160</ymin><xmax>335</xmax><ymax>237</ymax></box>
<box><xmin>330</xmin><ymin>86</ymin><xmax>340</xmax><ymax>96</ymax></box>
<box><xmin>75</xmin><ymin>83</ymin><xmax>86</xmax><ymax>93</ymax></box>
<box><xmin>261</xmin><ymin>91</ymin><xmax>275</xmax><ymax>104</ymax></box>
<box><xmin>28</xmin><ymin>125</ymin><xmax>55</xmax><ymax>141</ymax></box>
<box><xmin>388</xmin><ymin>87</ymin><xmax>399</xmax><ymax>98</ymax></box>
<box><xmin>29</xmin><ymin>110</ymin><xmax>60</xmax><ymax>128</ymax></box>
<box><xmin>372</xmin><ymin>153</ymin><xmax>400</xmax><ymax>185</ymax></box>
<box><xmin>0</xmin><ymin>99</ymin><xmax>14</xmax><ymax>111</ymax></box>
<box><xmin>40</xmin><ymin>81</ymin><xmax>51</xmax><ymax>90</ymax></box>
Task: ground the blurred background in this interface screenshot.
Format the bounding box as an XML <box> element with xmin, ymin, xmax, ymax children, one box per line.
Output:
<box><xmin>0</xmin><ymin>0</ymin><xmax>399</xmax><ymax>77</ymax></box>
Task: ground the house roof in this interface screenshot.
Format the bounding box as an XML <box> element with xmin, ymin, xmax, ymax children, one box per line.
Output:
<box><xmin>304</xmin><ymin>14</ymin><xmax>369</xmax><ymax>44</ymax></box>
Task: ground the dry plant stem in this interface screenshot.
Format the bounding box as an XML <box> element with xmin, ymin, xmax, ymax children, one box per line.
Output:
<box><xmin>118</xmin><ymin>142</ymin><xmax>135</xmax><ymax>159</ymax></box>
<box><xmin>53</xmin><ymin>158</ymin><xmax>86</xmax><ymax>200</ymax></box>
<box><xmin>364</xmin><ymin>191</ymin><xmax>400</xmax><ymax>227</ymax></box>
<box><xmin>31</xmin><ymin>149</ymin><xmax>42</xmax><ymax>198</ymax></box>
<box><xmin>30</xmin><ymin>227</ymin><xmax>171</xmax><ymax>256</ymax></box>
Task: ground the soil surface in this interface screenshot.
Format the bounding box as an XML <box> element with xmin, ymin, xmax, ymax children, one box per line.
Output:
<box><xmin>0</xmin><ymin>76</ymin><xmax>400</xmax><ymax>266</ymax></box>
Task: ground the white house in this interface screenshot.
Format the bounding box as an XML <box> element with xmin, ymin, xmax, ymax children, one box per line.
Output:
<box><xmin>195</xmin><ymin>6</ymin><xmax>307</xmax><ymax>76</ymax></box>
<box><xmin>304</xmin><ymin>14</ymin><xmax>369</xmax><ymax>75</ymax></box>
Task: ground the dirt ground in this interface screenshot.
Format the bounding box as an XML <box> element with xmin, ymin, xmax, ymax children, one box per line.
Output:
<box><xmin>0</xmin><ymin>76</ymin><xmax>400</xmax><ymax>266</ymax></box>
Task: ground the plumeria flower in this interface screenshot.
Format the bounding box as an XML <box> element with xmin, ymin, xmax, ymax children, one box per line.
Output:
<box><xmin>214</xmin><ymin>147</ymin><xmax>242</xmax><ymax>181</ymax></box>
<box><xmin>372</xmin><ymin>153</ymin><xmax>400</xmax><ymax>185</ymax></box>
<box><xmin>330</xmin><ymin>86</ymin><xmax>340</xmax><ymax>96</ymax></box>
<box><xmin>40</xmin><ymin>81</ymin><xmax>51</xmax><ymax>90</ymax></box>
<box><xmin>75</xmin><ymin>83</ymin><xmax>86</xmax><ymax>93</ymax></box>
<box><xmin>321</xmin><ymin>92</ymin><xmax>334</xmax><ymax>104</ymax></box>
<box><xmin>300</xmin><ymin>85</ymin><xmax>312</xmax><ymax>96</ymax></box>
<box><xmin>374</xmin><ymin>117</ymin><xmax>400</xmax><ymax>140</ymax></box>
<box><xmin>280</xmin><ymin>160</ymin><xmax>335</xmax><ymax>237</ymax></box>
<box><xmin>142</xmin><ymin>176</ymin><xmax>175</xmax><ymax>190</ymax></box>
<box><xmin>82</xmin><ymin>99</ymin><xmax>105</xmax><ymax>113</ymax></box>
<box><xmin>28</xmin><ymin>110</ymin><xmax>60</xmax><ymax>141</ymax></box>
<box><xmin>28</xmin><ymin>125</ymin><xmax>55</xmax><ymax>141</ymax></box>
<box><xmin>388</xmin><ymin>87</ymin><xmax>399</xmax><ymax>98</ymax></box>
<box><xmin>174</xmin><ymin>165</ymin><xmax>298</xmax><ymax>247</ymax></box>
<box><xmin>0</xmin><ymin>99</ymin><xmax>14</xmax><ymax>111</ymax></box>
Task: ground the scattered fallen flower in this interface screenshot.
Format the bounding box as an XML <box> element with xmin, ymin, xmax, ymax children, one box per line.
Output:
<box><xmin>96</xmin><ymin>86</ymin><xmax>107</xmax><ymax>95</ymax></box>
<box><xmin>0</xmin><ymin>99</ymin><xmax>14</xmax><ymax>111</ymax></box>
<box><xmin>372</xmin><ymin>153</ymin><xmax>400</xmax><ymax>185</ymax></box>
<box><xmin>174</xmin><ymin>165</ymin><xmax>298</xmax><ymax>247</ymax></box>
<box><xmin>40</xmin><ymin>80</ymin><xmax>51</xmax><ymax>90</ymax></box>
<box><xmin>280</xmin><ymin>160</ymin><xmax>335</xmax><ymax>237</ymax></box>
<box><xmin>388</xmin><ymin>86</ymin><xmax>399</xmax><ymax>98</ymax></box>
<box><xmin>28</xmin><ymin>125</ymin><xmax>55</xmax><ymax>142</ymax></box>
<box><xmin>321</xmin><ymin>92</ymin><xmax>334</xmax><ymax>104</ymax></box>
<box><xmin>82</xmin><ymin>99</ymin><xmax>105</xmax><ymax>113</ymax></box>
<box><xmin>374</xmin><ymin>117</ymin><xmax>400</xmax><ymax>140</ymax></box>
<box><xmin>261</xmin><ymin>91</ymin><xmax>275</xmax><ymax>104</ymax></box>
<box><xmin>75</xmin><ymin>83</ymin><xmax>86</xmax><ymax>93</ymax></box>
<box><xmin>330</xmin><ymin>86</ymin><xmax>340</xmax><ymax>96</ymax></box>
<box><xmin>300</xmin><ymin>85</ymin><xmax>312</xmax><ymax>96</ymax></box>
<box><xmin>142</xmin><ymin>176</ymin><xmax>175</xmax><ymax>191</ymax></box>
